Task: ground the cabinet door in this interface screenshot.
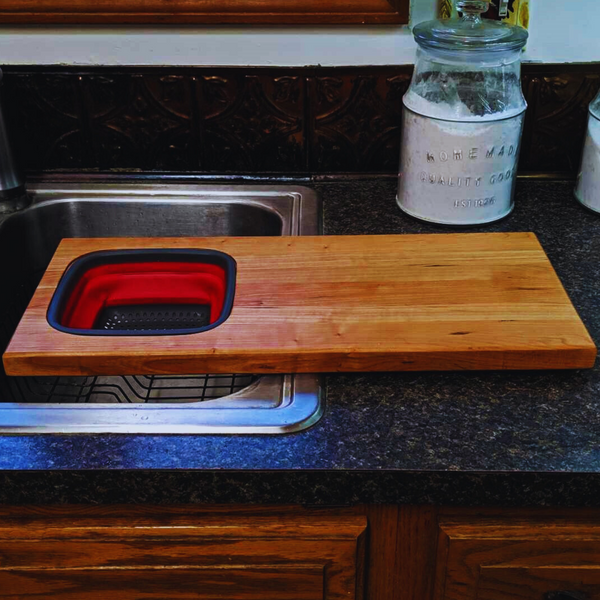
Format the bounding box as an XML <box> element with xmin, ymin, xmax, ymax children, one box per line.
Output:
<box><xmin>434</xmin><ymin>511</ymin><xmax>600</xmax><ymax>600</ymax></box>
<box><xmin>0</xmin><ymin>506</ymin><xmax>366</xmax><ymax>600</ymax></box>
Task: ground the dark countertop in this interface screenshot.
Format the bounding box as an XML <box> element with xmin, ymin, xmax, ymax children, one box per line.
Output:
<box><xmin>2</xmin><ymin>178</ymin><xmax>600</xmax><ymax>506</ymax></box>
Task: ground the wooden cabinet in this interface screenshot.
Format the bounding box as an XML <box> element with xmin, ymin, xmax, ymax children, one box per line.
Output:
<box><xmin>0</xmin><ymin>506</ymin><xmax>366</xmax><ymax>600</ymax></box>
<box><xmin>3</xmin><ymin>505</ymin><xmax>600</xmax><ymax>600</ymax></box>
<box><xmin>0</xmin><ymin>0</ymin><xmax>409</xmax><ymax>24</ymax></box>
<box><xmin>433</xmin><ymin>510</ymin><xmax>600</xmax><ymax>600</ymax></box>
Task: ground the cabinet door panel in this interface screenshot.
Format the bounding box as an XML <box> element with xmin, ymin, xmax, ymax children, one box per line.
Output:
<box><xmin>0</xmin><ymin>539</ymin><xmax>356</xmax><ymax>568</ymax></box>
<box><xmin>0</xmin><ymin>507</ymin><xmax>366</xmax><ymax>600</ymax></box>
<box><xmin>478</xmin><ymin>566</ymin><xmax>600</xmax><ymax>600</ymax></box>
<box><xmin>0</xmin><ymin>567</ymin><xmax>323</xmax><ymax>600</ymax></box>
<box><xmin>435</xmin><ymin>512</ymin><xmax>600</xmax><ymax>600</ymax></box>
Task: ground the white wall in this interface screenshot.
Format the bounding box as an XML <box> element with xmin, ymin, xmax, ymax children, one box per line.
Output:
<box><xmin>524</xmin><ymin>0</ymin><xmax>600</xmax><ymax>64</ymax></box>
<box><xmin>0</xmin><ymin>25</ymin><xmax>420</xmax><ymax>67</ymax></box>
<box><xmin>0</xmin><ymin>0</ymin><xmax>598</xmax><ymax>66</ymax></box>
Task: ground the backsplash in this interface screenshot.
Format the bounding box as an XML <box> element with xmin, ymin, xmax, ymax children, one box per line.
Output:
<box><xmin>2</xmin><ymin>64</ymin><xmax>599</xmax><ymax>177</ymax></box>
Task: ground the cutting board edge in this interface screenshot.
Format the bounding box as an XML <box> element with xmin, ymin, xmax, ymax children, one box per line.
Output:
<box><xmin>4</xmin><ymin>344</ymin><xmax>596</xmax><ymax>377</ymax></box>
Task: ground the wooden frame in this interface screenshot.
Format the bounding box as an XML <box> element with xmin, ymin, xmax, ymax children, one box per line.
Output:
<box><xmin>0</xmin><ymin>505</ymin><xmax>367</xmax><ymax>600</ymax></box>
<box><xmin>0</xmin><ymin>0</ymin><xmax>409</xmax><ymax>24</ymax></box>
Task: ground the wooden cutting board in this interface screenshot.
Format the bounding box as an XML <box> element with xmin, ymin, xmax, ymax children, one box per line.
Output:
<box><xmin>3</xmin><ymin>233</ymin><xmax>596</xmax><ymax>376</ymax></box>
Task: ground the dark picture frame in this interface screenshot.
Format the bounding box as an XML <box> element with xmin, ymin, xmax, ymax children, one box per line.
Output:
<box><xmin>0</xmin><ymin>0</ymin><xmax>409</xmax><ymax>24</ymax></box>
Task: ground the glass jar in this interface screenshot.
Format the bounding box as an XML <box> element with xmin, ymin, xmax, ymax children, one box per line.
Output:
<box><xmin>575</xmin><ymin>90</ymin><xmax>600</xmax><ymax>213</ymax></box>
<box><xmin>398</xmin><ymin>0</ymin><xmax>528</xmax><ymax>225</ymax></box>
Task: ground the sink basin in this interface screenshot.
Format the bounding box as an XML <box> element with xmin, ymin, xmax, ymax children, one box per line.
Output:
<box><xmin>0</xmin><ymin>182</ymin><xmax>323</xmax><ymax>434</ymax></box>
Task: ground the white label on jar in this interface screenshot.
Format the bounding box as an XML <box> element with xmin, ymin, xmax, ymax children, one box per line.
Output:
<box><xmin>575</xmin><ymin>113</ymin><xmax>600</xmax><ymax>212</ymax></box>
<box><xmin>398</xmin><ymin>106</ymin><xmax>525</xmax><ymax>225</ymax></box>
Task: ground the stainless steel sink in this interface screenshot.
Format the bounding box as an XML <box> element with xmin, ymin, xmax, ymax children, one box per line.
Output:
<box><xmin>0</xmin><ymin>182</ymin><xmax>323</xmax><ymax>434</ymax></box>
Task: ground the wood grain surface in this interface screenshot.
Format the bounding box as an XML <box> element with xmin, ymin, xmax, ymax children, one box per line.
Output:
<box><xmin>0</xmin><ymin>0</ymin><xmax>409</xmax><ymax>24</ymax></box>
<box><xmin>3</xmin><ymin>233</ymin><xmax>596</xmax><ymax>376</ymax></box>
<box><xmin>0</xmin><ymin>505</ymin><xmax>366</xmax><ymax>600</ymax></box>
<box><xmin>434</xmin><ymin>510</ymin><xmax>600</xmax><ymax>600</ymax></box>
<box><xmin>364</xmin><ymin>504</ymin><xmax>440</xmax><ymax>600</ymax></box>
<box><xmin>3</xmin><ymin>505</ymin><xmax>600</xmax><ymax>600</ymax></box>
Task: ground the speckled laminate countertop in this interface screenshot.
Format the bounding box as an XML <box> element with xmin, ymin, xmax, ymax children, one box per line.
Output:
<box><xmin>1</xmin><ymin>178</ymin><xmax>600</xmax><ymax>506</ymax></box>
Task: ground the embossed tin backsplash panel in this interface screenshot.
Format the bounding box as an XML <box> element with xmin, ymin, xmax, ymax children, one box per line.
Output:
<box><xmin>2</xmin><ymin>65</ymin><xmax>599</xmax><ymax>177</ymax></box>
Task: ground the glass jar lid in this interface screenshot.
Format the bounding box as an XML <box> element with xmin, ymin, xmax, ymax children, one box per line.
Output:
<box><xmin>413</xmin><ymin>0</ymin><xmax>528</xmax><ymax>54</ymax></box>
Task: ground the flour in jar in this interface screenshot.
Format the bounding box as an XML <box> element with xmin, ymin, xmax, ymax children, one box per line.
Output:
<box><xmin>398</xmin><ymin>93</ymin><xmax>525</xmax><ymax>225</ymax></box>
<box><xmin>575</xmin><ymin>113</ymin><xmax>600</xmax><ymax>212</ymax></box>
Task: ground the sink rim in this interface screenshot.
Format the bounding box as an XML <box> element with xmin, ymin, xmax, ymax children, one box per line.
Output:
<box><xmin>0</xmin><ymin>374</ymin><xmax>323</xmax><ymax>434</ymax></box>
<box><xmin>3</xmin><ymin>180</ymin><xmax>322</xmax><ymax>238</ymax></box>
<box><xmin>0</xmin><ymin>181</ymin><xmax>323</xmax><ymax>435</ymax></box>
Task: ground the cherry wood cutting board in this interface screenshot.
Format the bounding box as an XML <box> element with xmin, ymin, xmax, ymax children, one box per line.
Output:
<box><xmin>3</xmin><ymin>233</ymin><xmax>596</xmax><ymax>376</ymax></box>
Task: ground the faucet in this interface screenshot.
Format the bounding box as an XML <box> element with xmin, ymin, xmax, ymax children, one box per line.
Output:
<box><xmin>0</xmin><ymin>68</ymin><xmax>29</xmax><ymax>215</ymax></box>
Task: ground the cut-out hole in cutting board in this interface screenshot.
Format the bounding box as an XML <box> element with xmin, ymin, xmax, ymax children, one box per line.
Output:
<box><xmin>46</xmin><ymin>249</ymin><xmax>236</xmax><ymax>336</ymax></box>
